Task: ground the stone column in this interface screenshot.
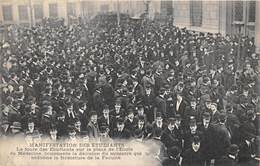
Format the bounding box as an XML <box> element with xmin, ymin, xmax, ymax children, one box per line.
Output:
<box><xmin>255</xmin><ymin>0</ymin><xmax>260</xmax><ymax>54</ymax></box>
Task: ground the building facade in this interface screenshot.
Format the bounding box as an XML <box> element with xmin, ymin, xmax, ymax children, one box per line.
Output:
<box><xmin>173</xmin><ymin>0</ymin><xmax>260</xmax><ymax>53</ymax></box>
<box><xmin>0</xmin><ymin>0</ymin><xmax>161</xmax><ymax>26</ymax></box>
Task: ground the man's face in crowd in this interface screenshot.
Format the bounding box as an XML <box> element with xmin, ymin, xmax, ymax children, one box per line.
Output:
<box><xmin>115</xmin><ymin>103</ymin><xmax>121</xmax><ymax>112</ymax></box>
<box><xmin>138</xmin><ymin>120</ymin><xmax>145</xmax><ymax>127</ymax></box>
<box><xmin>245</xmin><ymin>64</ymin><xmax>251</xmax><ymax>70</ymax></box>
<box><xmin>168</xmin><ymin>123</ymin><xmax>175</xmax><ymax>131</ymax></box>
<box><xmin>1</xmin><ymin>124</ymin><xmax>9</xmax><ymax>133</ymax></box>
<box><xmin>50</xmin><ymin>129</ymin><xmax>57</xmax><ymax>140</ymax></box>
<box><xmin>203</xmin><ymin>118</ymin><xmax>210</xmax><ymax>126</ymax></box>
<box><xmin>175</xmin><ymin>120</ymin><xmax>181</xmax><ymax>127</ymax></box>
<box><xmin>205</xmin><ymin>102</ymin><xmax>211</xmax><ymax>109</ymax></box>
<box><xmin>2</xmin><ymin>106</ymin><xmax>9</xmax><ymax>115</ymax></box>
<box><xmin>46</xmin><ymin>106</ymin><xmax>53</xmax><ymax>115</ymax></box>
<box><xmin>128</xmin><ymin>112</ymin><xmax>134</xmax><ymax>120</ymax></box>
<box><xmin>156</xmin><ymin>117</ymin><xmax>162</xmax><ymax>123</ymax></box>
<box><xmin>103</xmin><ymin>109</ymin><xmax>109</xmax><ymax>117</ymax></box>
<box><xmin>165</xmin><ymin>89</ymin><xmax>171</xmax><ymax>95</ymax></box>
<box><xmin>58</xmin><ymin>115</ymin><xmax>65</xmax><ymax>121</ymax></box>
<box><xmin>90</xmin><ymin>115</ymin><xmax>97</xmax><ymax>124</ymax></box>
<box><xmin>210</xmin><ymin>104</ymin><xmax>217</xmax><ymax>112</ymax></box>
<box><xmin>75</xmin><ymin>121</ymin><xmax>81</xmax><ymax>132</ymax></box>
<box><xmin>252</xmin><ymin>97</ymin><xmax>259</xmax><ymax>104</ymax></box>
<box><xmin>28</xmin><ymin>122</ymin><xmax>34</xmax><ymax>133</ymax></box>
<box><xmin>191</xmin><ymin>101</ymin><xmax>196</xmax><ymax>109</ymax></box>
<box><xmin>67</xmin><ymin>105</ymin><xmax>73</xmax><ymax>112</ymax></box>
<box><xmin>192</xmin><ymin>142</ymin><xmax>200</xmax><ymax>152</ymax></box>
<box><xmin>243</xmin><ymin>90</ymin><xmax>249</xmax><ymax>97</ymax></box>
<box><xmin>69</xmin><ymin>131</ymin><xmax>76</xmax><ymax>139</ymax></box>
<box><xmin>191</xmin><ymin>81</ymin><xmax>196</xmax><ymax>87</ymax></box>
<box><xmin>145</xmin><ymin>87</ymin><xmax>151</xmax><ymax>94</ymax></box>
<box><xmin>117</xmin><ymin>123</ymin><xmax>124</xmax><ymax>131</ymax></box>
<box><xmin>138</xmin><ymin>108</ymin><xmax>144</xmax><ymax>116</ymax></box>
<box><xmin>190</xmin><ymin>124</ymin><xmax>197</xmax><ymax>132</ymax></box>
<box><xmin>100</xmin><ymin>131</ymin><xmax>108</xmax><ymax>138</ymax></box>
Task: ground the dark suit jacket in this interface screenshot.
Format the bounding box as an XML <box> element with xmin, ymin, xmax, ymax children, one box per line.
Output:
<box><xmin>198</xmin><ymin>124</ymin><xmax>215</xmax><ymax>159</ymax></box>
<box><xmin>226</xmin><ymin>112</ymin><xmax>240</xmax><ymax>144</ymax></box>
<box><xmin>181</xmin><ymin>148</ymin><xmax>204</xmax><ymax>166</ymax></box>
<box><xmin>215</xmin><ymin>156</ymin><xmax>238</xmax><ymax>166</ymax></box>
<box><xmin>238</xmin><ymin>141</ymin><xmax>255</xmax><ymax>164</ymax></box>
<box><xmin>155</xmin><ymin>95</ymin><xmax>167</xmax><ymax>118</ymax></box>
<box><xmin>213</xmin><ymin>123</ymin><xmax>231</xmax><ymax>159</ymax></box>
<box><xmin>161</xmin><ymin>128</ymin><xmax>179</xmax><ymax>149</ymax></box>
<box><xmin>110</xmin><ymin>128</ymin><xmax>131</xmax><ymax>139</ymax></box>
<box><xmin>211</xmin><ymin>111</ymin><xmax>221</xmax><ymax>124</ymax></box>
<box><xmin>162</xmin><ymin>158</ymin><xmax>180</xmax><ymax>166</ymax></box>
<box><xmin>172</xmin><ymin>97</ymin><xmax>187</xmax><ymax>119</ymax></box>
<box><xmin>240</xmin><ymin>120</ymin><xmax>257</xmax><ymax>141</ymax></box>
<box><xmin>98</xmin><ymin>115</ymin><xmax>115</xmax><ymax>131</ymax></box>
<box><xmin>87</xmin><ymin>122</ymin><xmax>100</xmax><ymax>139</ymax></box>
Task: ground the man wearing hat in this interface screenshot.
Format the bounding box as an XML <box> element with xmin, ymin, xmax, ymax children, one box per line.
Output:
<box><xmin>209</xmin><ymin>101</ymin><xmax>221</xmax><ymax>124</ymax></box>
<box><xmin>56</xmin><ymin>111</ymin><xmax>67</xmax><ymax>138</ymax></box>
<box><xmin>215</xmin><ymin>144</ymin><xmax>239</xmax><ymax>166</ymax></box>
<box><xmin>172</xmin><ymin>90</ymin><xmax>187</xmax><ymax>119</ymax></box>
<box><xmin>66</xmin><ymin>126</ymin><xmax>78</xmax><ymax>142</ymax></box>
<box><xmin>124</xmin><ymin>108</ymin><xmax>137</xmax><ymax>134</ymax></box>
<box><xmin>162</xmin><ymin>146</ymin><xmax>181</xmax><ymax>166</ymax></box>
<box><xmin>25</xmin><ymin>118</ymin><xmax>41</xmax><ymax>140</ymax></box>
<box><xmin>93</xmin><ymin>84</ymin><xmax>104</xmax><ymax>116</ymax></box>
<box><xmin>0</xmin><ymin>119</ymin><xmax>9</xmax><ymax>137</ymax></box>
<box><xmin>226</xmin><ymin>104</ymin><xmax>240</xmax><ymax>144</ymax></box>
<box><xmin>99</xmin><ymin>125</ymin><xmax>112</xmax><ymax>142</ymax></box>
<box><xmin>213</xmin><ymin>113</ymin><xmax>231</xmax><ymax>159</ymax></box>
<box><xmin>135</xmin><ymin>104</ymin><xmax>148</xmax><ymax>124</ymax></box>
<box><xmin>110</xmin><ymin>98</ymin><xmax>125</xmax><ymax>120</ymax></box>
<box><xmin>155</xmin><ymin>87</ymin><xmax>167</xmax><ymax>119</ymax></box>
<box><xmin>142</xmin><ymin>83</ymin><xmax>156</xmax><ymax>123</ymax></box>
<box><xmin>40</xmin><ymin>105</ymin><xmax>55</xmax><ymax>135</ymax></box>
<box><xmin>9</xmin><ymin>121</ymin><xmax>25</xmax><ymax>137</ymax></box>
<box><xmin>64</xmin><ymin>101</ymin><xmax>76</xmax><ymax>124</ymax></box>
<box><xmin>172</xmin><ymin>114</ymin><xmax>184</xmax><ymax>148</ymax></box>
<box><xmin>152</xmin><ymin>112</ymin><xmax>166</xmax><ymax>137</ymax></box>
<box><xmin>75</xmin><ymin>101</ymin><xmax>88</xmax><ymax>131</ymax></box>
<box><xmin>86</xmin><ymin>111</ymin><xmax>100</xmax><ymax>140</ymax></box>
<box><xmin>182</xmin><ymin>136</ymin><xmax>204</xmax><ymax>166</ymax></box>
<box><xmin>109</xmin><ymin>118</ymin><xmax>131</xmax><ymax>139</ymax></box>
<box><xmin>98</xmin><ymin>104</ymin><xmax>114</xmax><ymax>132</ymax></box>
<box><xmin>240</xmin><ymin>110</ymin><xmax>257</xmax><ymax>143</ymax></box>
<box><xmin>183</xmin><ymin>97</ymin><xmax>199</xmax><ymax>128</ymax></box>
<box><xmin>198</xmin><ymin>112</ymin><xmax>216</xmax><ymax>165</ymax></box>
<box><xmin>161</xmin><ymin>118</ymin><xmax>179</xmax><ymax>149</ymax></box>
<box><xmin>183</xmin><ymin>116</ymin><xmax>203</xmax><ymax>150</ymax></box>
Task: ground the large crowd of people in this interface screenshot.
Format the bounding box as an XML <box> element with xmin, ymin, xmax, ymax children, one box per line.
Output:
<box><xmin>0</xmin><ymin>17</ymin><xmax>259</xmax><ymax>166</ymax></box>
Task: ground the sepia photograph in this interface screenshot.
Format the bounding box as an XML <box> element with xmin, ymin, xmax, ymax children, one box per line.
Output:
<box><xmin>0</xmin><ymin>0</ymin><xmax>259</xmax><ymax>166</ymax></box>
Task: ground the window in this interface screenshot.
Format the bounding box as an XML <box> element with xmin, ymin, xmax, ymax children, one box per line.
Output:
<box><xmin>34</xmin><ymin>4</ymin><xmax>43</xmax><ymax>19</ymax></box>
<box><xmin>49</xmin><ymin>3</ymin><xmax>58</xmax><ymax>17</ymax></box>
<box><xmin>248</xmin><ymin>1</ymin><xmax>256</xmax><ymax>22</ymax></box>
<box><xmin>161</xmin><ymin>1</ymin><xmax>173</xmax><ymax>16</ymax></box>
<box><xmin>67</xmin><ymin>2</ymin><xmax>76</xmax><ymax>17</ymax></box>
<box><xmin>234</xmin><ymin>1</ymin><xmax>243</xmax><ymax>21</ymax></box>
<box><xmin>190</xmin><ymin>1</ymin><xmax>202</xmax><ymax>26</ymax></box>
<box><xmin>18</xmin><ymin>5</ymin><xmax>28</xmax><ymax>20</ymax></box>
<box><xmin>2</xmin><ymin>5</ymin><xmax>13</xmax><ymax>21</ymax></box>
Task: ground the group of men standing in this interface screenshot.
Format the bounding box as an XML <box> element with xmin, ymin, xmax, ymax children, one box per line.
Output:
<box><xmin>0</xmin><ymin>17</ymin><xmax>259</xmax><ymax>166</ymax></box>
